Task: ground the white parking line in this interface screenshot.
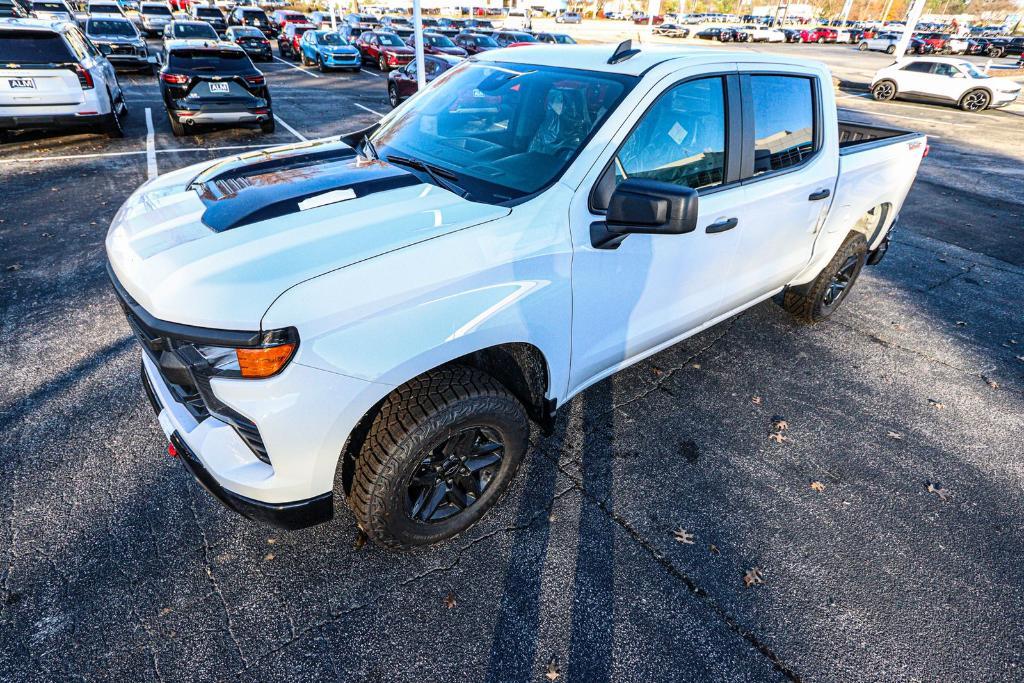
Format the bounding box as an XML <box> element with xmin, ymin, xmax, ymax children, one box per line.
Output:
<box><xmin>274</xmin><ymin>114</ymin><xmax>308</xmax><ymax>142</ymax></box>
<box><xmin>0</xmin><ymin>144</ymin><xmax>279</xmax><ymax>164</ymax></box>
<box><xmin>144</xmin><ymin>107</ymin><xmax>158</xmax><ymax>179</ymax></box>
<box><xmin>353</xmin><ymin>102</ymin><xmax>384</xmax><ymax>117</ymax></box>
<box><xmin>272</xmin><ymin>55</ymin><xmax>321</xmax><ymax>79</ymax></box>
<box><xmin>360</xmin><ymin>69</ymin><xmax>381</xmax><ymax>78</ymax></box>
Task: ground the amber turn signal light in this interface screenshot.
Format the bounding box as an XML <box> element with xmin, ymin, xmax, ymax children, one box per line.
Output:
<box><xmin>236</xmin><ymin>343</ymin><xmax>296</xmax><ymax>378</ymax></box>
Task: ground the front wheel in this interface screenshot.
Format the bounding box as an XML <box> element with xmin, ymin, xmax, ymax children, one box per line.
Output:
<box><xmin>817</xmin><ymin>36</ymin><xmax>824</xmax><ymax>43</ymax></box>
<box><xmin>348</xmin><ymin>366</ymin><xmax>529</xmax><ymax>549</ymax></box>
<box><xmin>317</xmin><ymin>54</ymin><xmax>327</xmax><ymax>72</ymax></box>
<box><xmin>858</xmin><ymin>41</ymin><xmax>868</xmax><ymax>51</ymax></box>
<box><xmin>872</xmin><ymin>79</ymin><xmax>897</xmax><ymax>101</ymax></box>
<box><xmin>959</xmin><ymin>89</ymin><xmax>990</xmax><ymax>112</ymax></box>
<box><xmin>388</xmin><ymin>83</ymin><xmax>399</xmax><ymax>108</ymax></box>
<box><xmin>378</xmin><ymin>54</ymin><xmax>388</xmax><ymax>71</ymax></box>
<box><xmin>783</xmin><ymin>233</ymin><xmax>868</xmax><ymax>324</ymax></box>
<box><xmin>987</xmin><ymin>46</ymin><xmax>1003</xmax><ymax>58</ymax></box>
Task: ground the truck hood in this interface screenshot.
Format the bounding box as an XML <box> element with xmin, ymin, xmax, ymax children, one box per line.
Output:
<box><xmin>105</xmin><ymin>139</ymin><xmax>510</xmax><ymax>330</ymax></box>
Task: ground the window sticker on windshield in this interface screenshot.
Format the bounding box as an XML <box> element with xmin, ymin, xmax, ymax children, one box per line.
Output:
<box><xmin>668</xmin><ymin>121</ymin><xmax>687</xmax><ymax>145</ymax></box>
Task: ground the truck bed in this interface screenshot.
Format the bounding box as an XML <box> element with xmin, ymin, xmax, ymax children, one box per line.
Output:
<box><xmin>838</xmin><ymin>121</ymin><xmax>921</xmax><ymax>155</ymax></box>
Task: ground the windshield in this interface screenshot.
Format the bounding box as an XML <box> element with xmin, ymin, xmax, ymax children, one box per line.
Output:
<box><xmin>425</xmin><ymin>34</ymin><xmax>454</xmax><ymax>47</ymax></box>
<box><xmin>141</xmin><ymin>4</ymin><xmax>170</xmax><ymax>14</ymax></box>
<box><xmin>377</xmin><ymin>33</ymin><xmax>405</xmax><ymax>46</ymax></box>
<box><xmin>318</xmin><ymin>32</ymin><xmax>347</xmax><ymax>45</ymax></box>
<box><xmin>370</xmin><ymin>61</ymin><xmax>635</xmax><ymax>203</ymax></box>
<box><xmin>474</xmin><ymin>35</ymin><xmax>498</xmax><ymax>47</ymax></box>
<box><xmin>554</xmin><ymin>34</ymin><xmax>574</xmax><ymax>43</ymax></box>
<box><xmin>87</xmin><ymin>18</ymin><xmax>136</xmax><ymax>35</ymax></box>
<box><xmin>196</xmin><ymin>7</ymin><xmax>220</xmax><ymax>17</ymax></box>
<box><xmin>512</xmin><ymin>33</ymin><xmax>536</xmax><ymax>42</ymax></box>
<box><xmin>175</xmin><ymin>23</ymin><xmax>217</xmax><ymax>38</ymax></box>
<box><xmin>32</xmin><ymin>2</ymin><xmax>67</xmax><ymax>11</ymax></box>
<box><xmin>90</xmin><ymin>3</ymin><xmax>122</xmax><ymax>13</ymax></box>
<box><xmin>959</xmin><ymin>61</ymin><xmax>989</xmax><ymax>78</ymax></box>
<box><xmin>233</xmin><ymin>27</ymin><xmax>262</xmax><ymax>37</ymax></box>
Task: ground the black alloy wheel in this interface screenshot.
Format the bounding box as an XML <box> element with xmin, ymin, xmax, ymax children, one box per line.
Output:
<box><xmin>820</xmin><ymin>254</ymin><xmax>859</xmax><ymax>311</ymax></box>
<box><xmin>406</xmin><ymin>427</ymin><xmax>505</xmax><ymax>523</ymax></box>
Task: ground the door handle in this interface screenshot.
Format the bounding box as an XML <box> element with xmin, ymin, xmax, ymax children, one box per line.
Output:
<box><xmin>705</xmin><ymin>217</ymin><xmax>738</xmax><ymax>234</ymax></box>
<box><xmin>808</xmin><ymin>188</ymin><xmax>831</xmax><ymax>201</ymax></box>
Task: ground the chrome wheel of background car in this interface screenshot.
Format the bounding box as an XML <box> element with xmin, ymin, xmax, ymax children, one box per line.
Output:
<box><xmin>406</xmin><ymin>426</ymin><xmax>505</xmax><ymax>523</ymax></box>
<box><xmin>821</xmin><ymin>254</ymin><xmax>859</xmax><ymax>310</ymax></box>
<box><xmin>378</xmin><ymin>55</ymin><xmax>387</xmax><ymax>71</ymax></box>
<box><xmin>960</xmin><ymin>89</ymin><xmax>990</xmax><ymax>112</ymax></box>
<box><xmin>388</xmin><ymin>84</ymin><xmax>399</xmax><ymax>108</ymax></box>
<box><xmin>872</xmin><ymin>81</ymin><xmax>896</xmax><ymax>101</ymax></box>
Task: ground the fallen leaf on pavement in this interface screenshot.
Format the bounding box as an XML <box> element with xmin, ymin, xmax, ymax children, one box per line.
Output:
<box><xmin>709</xmin><ymin>544</ymin><xmax>720</xmax><ymax>555</ymax></box>
<box><xmin>264</xmin><ymin>553</ymin><xmax>274</xmax><ymax>561</ymax></box>
<box><xmin>267</xmin><ymin>538</ymin><xmax>276</xmax><ymax>545</ymax></box>
<box><xmin>927</xmin><ymin>483</ymin><xmax>951</xmax><ymax>501</ymax></box>
<box><xmin>353</xmin><ymin>529</ymin><xmax>367</xmax><ymax>550</ymax></box>
<box><xmin>928</xmin><ymin>399</ymin><xmax>946</xmax><ymax>410</ymax></box>
<box><xmin>771</xmin><ymin>417</ymin><xmax>789</xmax><ymax>431</ymax></box>
<box><xmin>443</xmin><ymin>592</ymin><xmax>457</xmax><ymax>609</ymax></box>
<box><xmin>955</xmin><ymin>321</ymin><xmax>967</xmax><ymax>327</ymax></box>
<box><xmin>810</xmin><ymin>481</ymin><xmax>826</xmax><ymax>492</ymax></box>
<box><xmin>768</xmin><ymin>432</ymin><xmax>788</xmax><ymax>444</ymax></box>
<box><xmin>743</xmin><ymin>567</ymin><xmax>764</xmax><ymax>588</ymax></box>
<box><xmin>652</xmin><ymin>366</ymin><xmax>664</xmax><ymax>377</ymax></box>
<box><xmin>983</xmin><ymin>376</ymin><xmax>999</xmax><ymax>389</ymax></box>
<box><xmin>887</xmin><ymin>431</ymin><xmax>904</xmax><ymax>440</ymax></box>
<box><xmin>545</xmin><ymin>657</ymin><xmax>561</xmax><ymax>681</ymax></box>
<box><xmin>673</xmin><ymin>527</ymin><xmax>695</xmax><ymax>545</ymax></box>
<box><xmin>751</xmin><ymin>396</ymin><xmax>762</xmax><ymax>405</ymax></box>
<box><xmin>5</xmin><ymin>264</ymin><xmax>21</xmax><ymax>272</ymax></box>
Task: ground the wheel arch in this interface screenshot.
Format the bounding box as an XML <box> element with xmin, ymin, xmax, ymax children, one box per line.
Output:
<box><xmin>336</xmin><ymin>341</ymin><xmax>552</xmax><ymax>496</ymax></box>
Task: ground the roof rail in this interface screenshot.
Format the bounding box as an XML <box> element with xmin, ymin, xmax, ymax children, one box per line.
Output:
<box><xmin>608</xmin><ymin>39</ymin><xmax>641</xmax><ymax>64</ymax></box>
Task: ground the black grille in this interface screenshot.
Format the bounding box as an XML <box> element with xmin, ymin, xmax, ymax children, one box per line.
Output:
<box><xmin>111</xmin><ymin>45</ymin><xmax>136</xmax><ymax>55</ymax></box>
<box><xmin>110</xmin><ymin>268</ymin><xmax>271</xmax><ymax>464</ymax></box>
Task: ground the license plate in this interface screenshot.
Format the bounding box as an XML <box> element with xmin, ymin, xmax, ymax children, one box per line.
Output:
<box><xmin>208</xmin><ymin>82</ymin><xmax>229</xmax><ymax>93</ymax></box>
<box><xmin>9</xmin><ymin>78</ymin><xmax>35</xmax><ymax>89</ymax></box>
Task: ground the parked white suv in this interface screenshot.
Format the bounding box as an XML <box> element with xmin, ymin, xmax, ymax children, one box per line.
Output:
<box><xmin>871</xmin><ymin>57</ymin><xmax>1021</xmax><ymax>111</ymax></box>
<box><xmin>107</xmin><ymin>44</ymin><xmax>926</xmax><ymax>547</ymax></box>
<box><xmin>0</xmin><ymin>18</ymin><xmax>127</xmax><ymax>139</ymax></box>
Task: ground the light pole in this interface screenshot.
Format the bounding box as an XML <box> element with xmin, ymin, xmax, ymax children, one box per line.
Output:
<box><xmin>412</xmin><ymin>0</ymin><xmax>425</xmax><ymax>90</ymax></box>
<box><xmin>893</xmin><ymin>0</ymin><xmax>926</xmax><ymax>59</ymax></box>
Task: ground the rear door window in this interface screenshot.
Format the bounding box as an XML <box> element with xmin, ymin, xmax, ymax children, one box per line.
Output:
<box><xmin>0</xmin><ymin>30</ymin><xmax>74</xmax><ymax>63</ymax></box>
<box><xmin>749</xmin><ymin>74</ymin><xmax>816</xmax><ymax>175</ymax></box>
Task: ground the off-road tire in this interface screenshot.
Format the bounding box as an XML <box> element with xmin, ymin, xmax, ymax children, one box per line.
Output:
<box><xmin>349</xmin><ymin>366</ymin><xmax>529</xmax><ymax>549</ymax></box>
<box><xmin>783</xmin><ymin>233</ymin><xmax>868</xmax><ymax>324</ymax></box>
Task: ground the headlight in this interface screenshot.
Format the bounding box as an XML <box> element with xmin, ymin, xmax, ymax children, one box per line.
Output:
<box><xmin>185</xmin><ymin>328</ymin><xmax>299</xmax><ymax>379</ymax></box>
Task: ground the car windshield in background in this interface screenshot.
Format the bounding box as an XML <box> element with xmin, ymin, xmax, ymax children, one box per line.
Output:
<box><xmin>425</xmin><ymin>34</ymin><xmax>454</xmax><ymax>47</ymax></box>
<box><xmin>141</xmin><ymin>4</ymin><xmax>170</xmax><ymax>14</ymax></box>
<box><xmin>195</xmin><ymin>7</ymin><xmax>220</xmax><ymax>17</ymax></box>
<box><xmin>87</xmin><ymin>19</ymin><xmax>136</xmax><ymax>36</ymax></box>
<box><xmin>241</xmin><ymin>9</ymin><xmax>267</xmax><ymax>18</ymax></box>
<box><xmin>168</xmin><ymin>48</ymin><xmax>248</xmax><ymax>70</ymax></box>
<box><xmin>370</xmin><ymin>61</ymin><xmax>635</xmax><ymax>203</ymax></box>
<box><xmin>175</xmin><ymin>23</ymin><xmax>218</xmax><ymax>39</ymax></box>
<box><xmin>0</xmin><ymin>30</ymin><xmax>72</xmax><ymax>62</ymax></box>
<box><xmin>475</xmin><ymin>35</ymin><xmax>498</xmax><ymax>47</ymax></box>
<box><xmin>553</xmin><ymin>34</ymin><xmax>574</xmax><ymax>43</ymax></box>
<box><xmin>90</xmin><ymin>3</ymin><xmax>121</xmax><ymax>12</ymax></box>
<box><xmin>377</xmin><ymin>33</ymin><xmax>405</xmax><ymax>46</ymax></box>
<box><xmin>318</xmin><ymin>32</ymin><xmax>347</xmax><ymax>45</ymax></box>
<box><xmin>234</xmin><ymin>27</ymin><xmax>263</xmax><ymax>37</ymax></box>
<box><xmin>513</xmin><ymin>33</ymin><xmax>537</xmax><ymax>42</ymax></box>
<box><xmin>32</xmin><ymin>2</ymin><xmax>67</xmax><ymax>11</ymax></box>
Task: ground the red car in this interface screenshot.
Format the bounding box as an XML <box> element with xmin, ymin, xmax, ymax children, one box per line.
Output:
<box><xmin>633</xmin><ymin>14</ymin><xmax>664</xmax><ymax>25</ymax></box>
<box><xmin>917</xmin><ymin>32</ymin><xmax>950</xmax><ymax>52</ymax></box>
<box><xmin>801</xmin><ymin>27</ymin><xmax>837</xmax><ymax>43</ymax></box>
<box><xmin>356</xmin><ymin>30</ymin><xmax>415</xmax><ymax>71</ymax></box>
<box><xmin>278</xmin><ymin>22</ymin><xmax>315</xmax><ymax>61</ymax></box>
<box><xmin>387</xmin><ymin>54</ymin><xmax>461</xmax><ymax>107</ymax></box>
<box><xmin>168</xmin><ymin>0</ymin><xmax>189</xmax><ymax>10</ymax></box>
<box><xmin>406</xmin><ymin>32</ymin><xmax>468</xmax><ymax>57</ymax></box>
<box><xmin>270</xmin><ymin>9</ymin><xmax>308</xmax><ymax>33</ymax></box>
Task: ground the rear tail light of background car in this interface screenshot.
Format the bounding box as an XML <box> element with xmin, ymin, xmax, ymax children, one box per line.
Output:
<box><xmin>75</xmin><ymin>64</ymin><xmax>94</xmax><ymax>89</ymax></box>
<box><xmin>244</xmin><ymin>74</ymin><xmax>265</xmax><ymax>85</ymax></box>
<box><xmin>161</xmin><ymin>72</ymin><xmax>189</xmax><ymax>84</ymax></box>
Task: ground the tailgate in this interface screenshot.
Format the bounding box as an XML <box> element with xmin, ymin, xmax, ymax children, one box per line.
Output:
<box><xmin>0</xmin><ymin>67</ymin><xmax>84</xmax><ymax>107</ymax></box>
<box><xmin>184</xmin><ymin>77</ymin><xmax>256</xmax><ymax>102</ymax></box>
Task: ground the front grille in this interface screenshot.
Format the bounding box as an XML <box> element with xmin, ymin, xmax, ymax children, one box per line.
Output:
<box><xmin>111</xmin><ymin>45</ymin><xmax>136</xmax><ymax>55</ymax></box>
<box><xmin>111</xmin><ymin>271</ymin><xmax>271</xmax><ymax>464</ymax></box>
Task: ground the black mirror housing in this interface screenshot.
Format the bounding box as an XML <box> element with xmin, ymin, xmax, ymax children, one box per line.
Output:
<box><xmin>591</xmin><ymin>178</ymin><xmax>699</xmax><ymax>249</ymax></box>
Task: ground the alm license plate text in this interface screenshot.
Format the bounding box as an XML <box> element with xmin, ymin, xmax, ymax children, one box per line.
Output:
<box><xmin>208</xmin><ymin>82</ymin><xmax>229</xmax><ymax>93</ymax></box>
<box><xmin>9</xmin><ymin>78</ymin><xmax>36</xmax><ymax>89</ymax></box>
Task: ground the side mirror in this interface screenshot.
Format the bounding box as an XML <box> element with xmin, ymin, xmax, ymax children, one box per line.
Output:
<box><xmin>591</xmin><ymin>178</ymin><xmax>699</xmax><ymax>249</ymax></box>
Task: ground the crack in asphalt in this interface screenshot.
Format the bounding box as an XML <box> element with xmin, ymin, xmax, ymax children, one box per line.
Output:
<box><xmin>231</xmin><ymin>484</ymin><xmax>578</xmax><ymax>678</ymax></box>
<box><xmin>924</xmin><ymin>262</ymin><xmax>977</xmax><ymax>292</ymax></box>
<box><xmin>189</xmin><ymin>497</ymin><xmax>250</xmax><ymax>670</ymax></box>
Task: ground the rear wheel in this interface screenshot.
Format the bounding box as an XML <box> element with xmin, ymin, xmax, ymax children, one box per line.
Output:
<box><xmin>169</xmin><ymin>111</ymin><xmax>186</xmax><ymax>136</ymax></box>
<box><xmin>858</xmin><ymin>41</ymin><xmax>868</xmax><ymax>51</ymax></box>
<box><xmin>959</xmin><ymin>89</ymin><xmax>990</xmax><ymax>112</ymax></box>
<box><xmin>817</xmin><ymin>36</ymin><xmax>824</xmax><ymax>43</ymax></box>
<box><xmin>104</xmin><ymin>91</ymin><xmax>125</xmax><ymax>138</ymax></box>
<box><xmin>783</xmin><ymin>233</ymin><xmax>868</xmax><ymax>324</ymax></box>
<box><xmin>885</xmin><ymin>44</ymin><xmax>896</xmax><ymax>54</ymax></box>
<box><xmin>987</xmin><ymin>46</ymin><xmax>1003</xmax><ymax>58</ymax></box>
<box><xmin>872</xmin><ymin>79</ymin><xmax>897</xmax><ymax>101</ymax></box>
<box><xmin>348</xmin><ymin>366</ymin><xmax>529</xmax><ymax>549</ymax></box>
<box><xmin>388</xmin><ymin>83</ymin><xmax>399</xmax><ymax>108</ymax></box>
<box><xmin>259</xmin><ymin>116</ymin><xmax>276</xmax><ymax>134</ymax></box>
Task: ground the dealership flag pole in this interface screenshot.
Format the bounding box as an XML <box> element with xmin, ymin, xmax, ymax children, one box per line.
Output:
<box><xmin>893</xmin><ymin>0</ymin><xmax>926</xmax><ymax>59</ymax></box>
<box><xmin>413</xmin><ymin>0</ymin><xmax>426</xmax><ymax>90</ymax></box>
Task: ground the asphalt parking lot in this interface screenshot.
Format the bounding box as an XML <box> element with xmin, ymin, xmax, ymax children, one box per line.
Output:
<box><xmin>1</xmin><ymin>34</ymin><xmax>1023</xmax><ymax>682</ymax></box>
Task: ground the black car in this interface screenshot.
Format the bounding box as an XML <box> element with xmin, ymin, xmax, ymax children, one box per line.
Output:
<box><xmin>695</xmin><ymin>27</ymin><xmax>732</xmax><ymax>41</ymax></box>
<box><xmin>191</xmin><ymin>5</ymin><xmax>227</xmax><ymax>35</ymax></box>
<box><xmin>228</xmin><ymin>6</ymin><xmax>276</xmax><ymax>38</ymax></box>
<box><xmin>84</xmin><ymin>16</ymin><xmax>153</xmax><ymax>73</ymax></box>
<box><xmin>535</xmin><ymin>31</ymin><xmax>576</xmax><ymax>44</ymax></box>
<box><xmin>781</xmin><ymin>28</ymin><xmax>802</xmax><ymax>43</ymax></box>
<box><xmin>226</xmin><ymin>25</ymin><xmax>272</xmax><ymax>62</ymax></box>
<box><xmin>982</xmin><ymin>36</ymin><xmax>1024</xmax><ymax>58</ymax></box>
<box><xmin>160</xmin><ymin>41</ymin><xmax>273</xmax><ymax>136</ymax></box>
<box><xmin>453</xmin><ymin>31</ymin><xmax>499</xmax><ymax>54</ymax></box>
<box><xmin>493</xmin><ymin>30</ymin><xmax>536</xmax><ymax>47</ymax></box>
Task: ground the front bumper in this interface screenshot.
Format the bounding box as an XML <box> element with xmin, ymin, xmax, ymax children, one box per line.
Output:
<box><xmin>321</xmin><ymin>52</ymin><xmax>360</xmax><ymax>67</ymax></box>
<box><xmin>991</xmin><ymin>91</ymin><xmax>1021</xmax><ymax>107</ymax></box>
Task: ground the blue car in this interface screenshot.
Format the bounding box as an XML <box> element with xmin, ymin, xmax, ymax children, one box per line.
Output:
<box><xmin>299</xmin><ymin>30</ymin><xmax>362</xmax><ymax>72</ymax></box>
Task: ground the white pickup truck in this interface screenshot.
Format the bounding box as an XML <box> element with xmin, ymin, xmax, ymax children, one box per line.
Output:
<box><xmin>106</xmin><ymin>43</ymin><xmax>927</xmax><ymax>548</ymax></box>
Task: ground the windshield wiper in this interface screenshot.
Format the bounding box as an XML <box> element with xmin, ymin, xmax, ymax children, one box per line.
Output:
<box><xmin>360</xmin><ymin>134</ymin><xmax>379</xmax><ymax>161</ymax></box>
<box><xmin>386</xmin><ymin>155</ymin><xmax>468</xmax><ymax>198</ymax></box>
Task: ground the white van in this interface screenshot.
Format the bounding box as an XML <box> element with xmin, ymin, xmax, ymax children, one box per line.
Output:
<box><xmin>503</xmin><ymin>8</ymin><xmax>530</xmax><ymax>30</ymax></box>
